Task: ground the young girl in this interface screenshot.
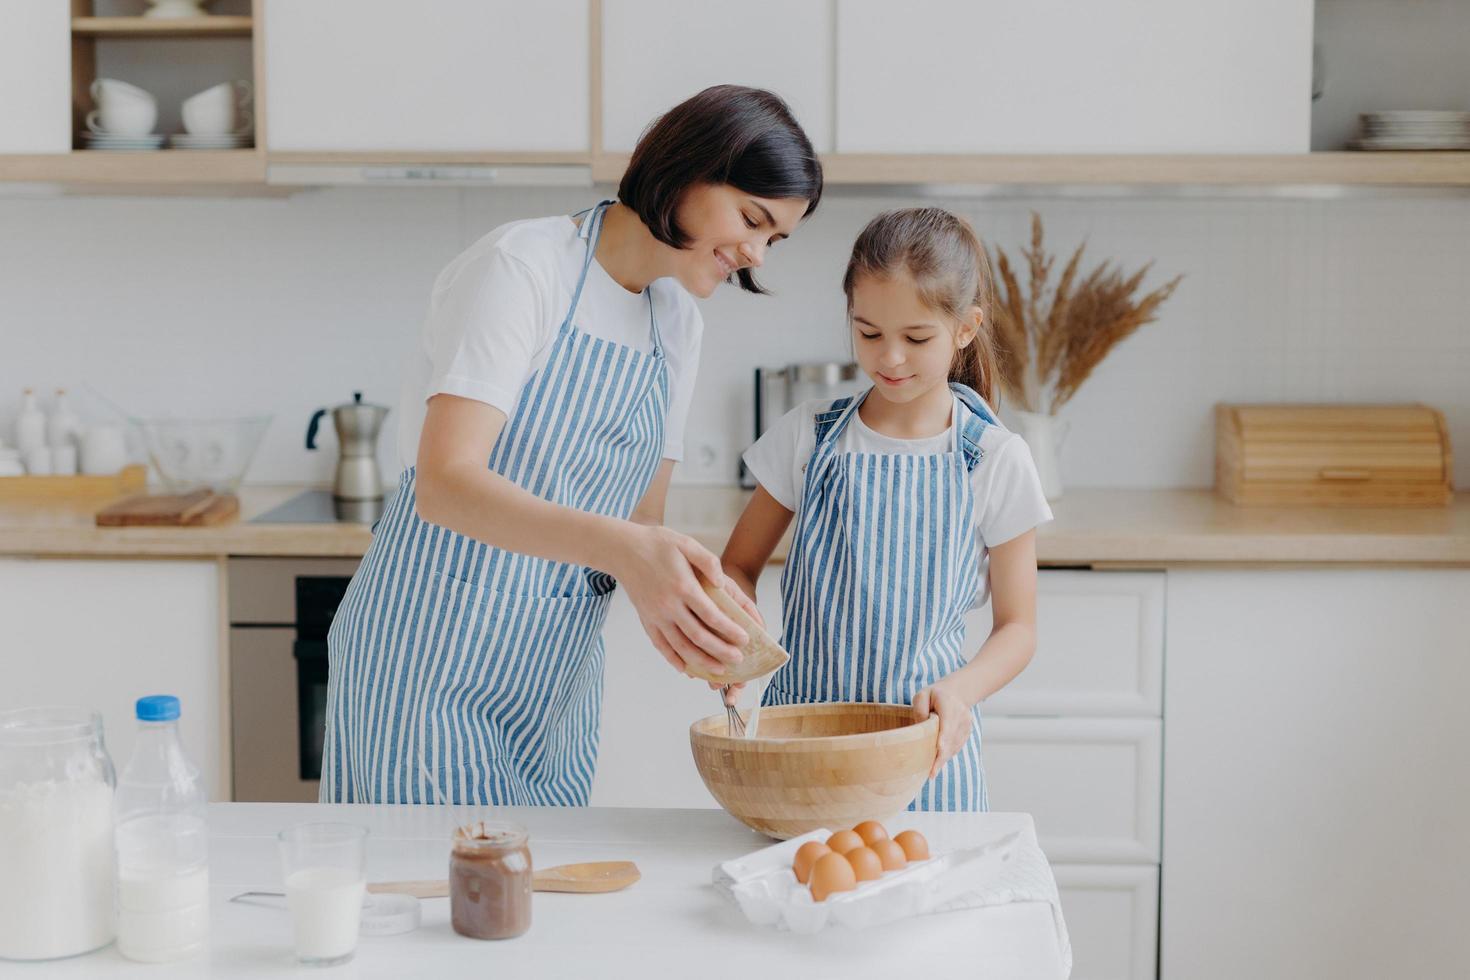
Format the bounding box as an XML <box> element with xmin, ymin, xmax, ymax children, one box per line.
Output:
<box><xmin>723</xmin><ymin>208</ymin><xmax>1052</xmax><ymax>811</ymax></box>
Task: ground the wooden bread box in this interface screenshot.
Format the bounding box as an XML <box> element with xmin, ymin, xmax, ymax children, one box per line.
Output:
<box><xmin>1215</xmin><ymin>404</ymin><xmax>1453</xmax><ymax>507</ymax></box>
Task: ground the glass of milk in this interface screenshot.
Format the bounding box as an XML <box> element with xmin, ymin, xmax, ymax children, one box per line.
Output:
<box><xmin>277</xmin><ymin>822</ymin><xmax>368</xmax><ymax>967</ymax></box>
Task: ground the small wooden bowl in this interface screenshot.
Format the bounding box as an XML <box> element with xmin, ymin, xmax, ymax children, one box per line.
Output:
<box><xmin>689</xmin><ymin>703</ymin><xmax>939</xmax><ymax>840</ymax></box>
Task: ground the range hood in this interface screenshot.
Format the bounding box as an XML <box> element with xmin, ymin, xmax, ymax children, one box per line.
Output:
<box><xmin>266</xmin><ymin>163</ymin><xmax>593</xmax><ymax>188</ymax></box>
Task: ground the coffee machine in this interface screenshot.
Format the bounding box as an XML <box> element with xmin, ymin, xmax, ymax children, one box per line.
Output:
<box><xmin>739</xmin><ymin>362</ymin><xmax>865</xmax><ymax>488</ymax></box>
<box><xmin>306</xmin><ymin>392</ymin><xmax>389</xmax><ymax>502</ymax></box>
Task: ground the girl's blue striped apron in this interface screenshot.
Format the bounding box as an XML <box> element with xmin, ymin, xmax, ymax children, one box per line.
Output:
<box><xmin>320</xmin><ymin>200</ymin><xmax>668</xmax><ymax>806</ymax></box>
<box><xmin>764</xmin><ymin>382</ymin><xmax>996</xmax><ymax>811</ymax></box>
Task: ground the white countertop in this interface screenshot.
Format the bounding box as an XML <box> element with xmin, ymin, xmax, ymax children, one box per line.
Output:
<box><xmin>23</xmin><ymin>803</ymin><xmax>1067</xmax><ymax>980</ymax></box>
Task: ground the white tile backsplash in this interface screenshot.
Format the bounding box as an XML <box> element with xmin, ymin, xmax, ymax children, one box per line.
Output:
<box><xmin>1</xmin><ymin>186</ymin><xmax>1466</xmax><ymax>489</ymax></box>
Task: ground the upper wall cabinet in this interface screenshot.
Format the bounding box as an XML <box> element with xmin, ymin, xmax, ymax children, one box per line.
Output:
<box><xmin>834</xmin><ymin>0</ymin><xmax>1313</xmax><ymax>154</ymax></box>
<box><xmin>0</xmin><ymin>0</ymin><xmax>71</xmax><ymax>154</ymax></box>
<box><xmin>264</xmin><ymin>0</ymin><xmax>589</xmax><ymax>153</ymax></box>
<box><xmin>601</xmin><ymin>0</ymin><xmax>833</xmax><ymax>153</ymax></box>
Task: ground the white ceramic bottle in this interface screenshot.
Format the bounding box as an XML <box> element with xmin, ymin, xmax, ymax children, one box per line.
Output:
<box><xmin>47</xmin><ymin>389</ymin><xmax>82</xmax><ymax>448</ymax></box>
<box><xmin>15</xmin><ymin>389</ymin><xmax>46</xmax><ymax>457</ymax></box>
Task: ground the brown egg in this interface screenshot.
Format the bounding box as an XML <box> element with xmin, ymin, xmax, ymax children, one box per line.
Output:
<box><xmin>845</xmin><ymin>845</ymin><xmax>883</xmax><ymax>882</ymax></box>
<box><xmin>809</xmin><ymin>851</ymin><xmax>857</xmax><ymax>902</ymax></box>
<box><xmin>871</xmin><ymin>838</ymin><xmax>908</xmax><ymax>871</ymax></box>
<box><xmin>826</xmin><ymin>829</ymin><xmax>864</xmax><ymax>854</ymax></box>
<box><xmin>853</xmin><ymin>820</ymin><xmax>889</xmax><ymax>846</ymax></box>
<box><xmin>792</xmin><ymin>841</ymin><xmax>831</xmax><ymax>885</ymax></box>
<box><xmin>893</xmin><ymin>829</ymin><xmax>930</xmax><ymax>862</ymax></box>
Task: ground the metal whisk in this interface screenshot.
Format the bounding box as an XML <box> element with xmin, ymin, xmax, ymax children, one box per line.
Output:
<box><xmin>722</xmin><ymin>687</ymin><xmax>745</xmax><ymax>737</ymax></box>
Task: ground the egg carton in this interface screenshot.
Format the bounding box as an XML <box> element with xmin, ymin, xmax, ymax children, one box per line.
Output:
<box><xmin>711</xmin><ymin>828</ymin><xmax>1021</xmax><ymax>934</ymax></box>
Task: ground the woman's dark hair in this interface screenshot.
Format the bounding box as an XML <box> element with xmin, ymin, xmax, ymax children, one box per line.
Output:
<box><xmin>619</xmin><ymin>85</ymin><xmax>823</xmax><ymax>294</ymax></box>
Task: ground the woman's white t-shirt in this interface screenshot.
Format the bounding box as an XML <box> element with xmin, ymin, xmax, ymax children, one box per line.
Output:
<box><xmin>742</xmin><ymin>393</ymin><xmax>1054</xmax><ymax>608</ymax></box>
<box><xmin>397</xmin><ymin>214</ymin><xmax>703</xmax><ymax>469</ymax></box>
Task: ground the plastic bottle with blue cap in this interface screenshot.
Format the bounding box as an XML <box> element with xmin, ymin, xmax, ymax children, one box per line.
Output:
<box><xmin>114</xmin><ymin>695</ymin><xmax>210</xmax><ymax>962</ymax></box>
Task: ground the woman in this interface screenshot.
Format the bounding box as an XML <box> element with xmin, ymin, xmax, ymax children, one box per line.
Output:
<box><xmin>321</xmin><ymin>86</ymin><xmax>823</xmax><ymax>806</ymax></box>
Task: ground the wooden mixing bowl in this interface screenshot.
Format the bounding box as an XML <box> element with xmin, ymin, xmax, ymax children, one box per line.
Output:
<box><xmin>689</xmin><ymin>702</ymin><xmax>939</xmax><ymax>839</ymax></box>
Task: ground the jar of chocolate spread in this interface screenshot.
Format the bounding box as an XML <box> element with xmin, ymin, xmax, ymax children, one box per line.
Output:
<box><xmin>450</xmin><ymin>821</ymin><xmax>532</xmax><ymax>940</ymax></box>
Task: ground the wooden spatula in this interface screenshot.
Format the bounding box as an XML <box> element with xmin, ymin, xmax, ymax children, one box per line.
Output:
<box><xmin>367</xmin><ymin>861</ymin><xmax>640</xmax><ymax>898</ymax></box>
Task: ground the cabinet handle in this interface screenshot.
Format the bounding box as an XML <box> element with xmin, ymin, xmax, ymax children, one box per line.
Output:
<box><xmin>1318</xmin><ymin>468</ymin><xmax>1372</xmax><ymax>482</ymax></box>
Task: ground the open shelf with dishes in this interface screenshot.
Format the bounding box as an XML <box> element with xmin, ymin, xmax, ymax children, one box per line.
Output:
<box><xmin>54</xmin><ymin>0</ymin><xmax>261</xmax><ymax>181</ymax></box>
<box><xmin>71</xmin><ymin>15</ymin><xmax>253</xmax><ymax>38</ymax></box>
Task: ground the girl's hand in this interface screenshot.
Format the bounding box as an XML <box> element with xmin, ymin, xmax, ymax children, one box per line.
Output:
<box><xmin>911</xmin><ymin>680</ymin><xmax>973</xmax><ymax>779</ymax></box>
<box><xmin>610</xmin><ymin>524</ymin><xmax>748</xmax><ymax>678</ymax></box>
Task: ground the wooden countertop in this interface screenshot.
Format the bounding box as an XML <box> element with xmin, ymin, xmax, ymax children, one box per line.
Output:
<box><xmin>1</xmin><ymin>485</ymin><xmax>1468</xmax><ymax>566</ymax></box>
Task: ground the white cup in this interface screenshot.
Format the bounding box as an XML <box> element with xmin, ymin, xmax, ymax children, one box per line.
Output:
<box><xmin>0</xmin><ymin>448</ymin><xmax>22</xmax><ymax>478</ymax></box>
<box><xmin>181</xmin><ymin>80</ymin><xmax>253</xmax><ymax>136</ymax></box>
<box><xmin>91</xmin><ymin>78</ymin><xmax>155</xmax><ymax>105</ymax></box>
<box><xmin>80</xmin><ymin>425</ymin><xmax>128</xmax><ymax>475</ymax></box>
<box><xmin>51</xmin><ymin>444</ymin><xmax>79</xmax><ymax>476</ymax></box>
<box><xmin>86</xmin><ymin>103</ymin><xmax>158</xmax><ymax>137</ymax></box>
<box><xmin>23</xmin><ymin>446</ymin><xmax>53</xmax><ymax>476</ymax></box>
<box><xmin>88</xmin><ymin>78</ymin><xmax>159</xmax><ymax>136</ymax></box>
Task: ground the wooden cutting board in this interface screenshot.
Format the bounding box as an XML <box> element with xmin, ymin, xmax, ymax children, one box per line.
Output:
<box><xmin>96</xmin><ymin>491</ymin><xmax>240</xmax><ymax>527</ymax></box>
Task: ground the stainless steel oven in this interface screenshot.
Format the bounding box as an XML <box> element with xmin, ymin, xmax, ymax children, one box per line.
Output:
<box><xmin>228</xmin><ymin>557</ymin><xmax>361</xmax><ymax>802</ymax></box>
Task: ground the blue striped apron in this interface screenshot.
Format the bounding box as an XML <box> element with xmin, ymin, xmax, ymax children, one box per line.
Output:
<box><xmin>320</xmin><ymin>201</ymin><xmax>668</xmax><ymax>806</ymax></box>
<box><xmin>764</xmin><ymin>383</ymin><xmax>995</xmax><ymax>811</ymax></box>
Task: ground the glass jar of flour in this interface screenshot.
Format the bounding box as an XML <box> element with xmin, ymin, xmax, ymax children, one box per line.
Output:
<box><xmin>0</xmin><ymin>707</ymin><xmax>117</xmax><ymax>960</ymax></box>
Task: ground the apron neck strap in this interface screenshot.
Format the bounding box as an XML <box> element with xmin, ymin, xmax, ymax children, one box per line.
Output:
<box><xmin>567</xmin><ymin>200</ymin><xmax>664</xmax><ymax>360</ymax></box>
<box><xmin>814</xmin><ymin>385</ymin><xmax>991</xmax><ymax>472</ymax></box>
<box><xmin>813</xmin><ymin>389</ymin><xmax>867</xmax><ymax>447</ymax></box>
<box><xmin>951</xmin><ymin>382</ymin><xmax>995</xmax><ymax>471</ymax></box>
<box><xmin>565</xmin><ymin>199</ymin><xmax>616</xmax><ymax>329</ymax></box>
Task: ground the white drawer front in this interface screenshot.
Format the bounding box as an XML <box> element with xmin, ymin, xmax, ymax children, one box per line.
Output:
<box><xmin>1054</xmin><ymin>864</ymin><xmax>1159</xmax><ymax>980</ymax></box>
<box><xmin>969</xmin><ymin>570</ymin><xmax>1164</xmax><ymax>717</ymax></box>
<box><xmin>983</xmin><ymin>717</ymin><xmax>1161</xmax><ymax>863</ymax></box>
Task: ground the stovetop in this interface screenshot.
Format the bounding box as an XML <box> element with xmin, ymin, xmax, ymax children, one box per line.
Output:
<box><xmin>249</xmin><ymin>490</ymin><xmax>395</xmax><ymax>526</ymax></box>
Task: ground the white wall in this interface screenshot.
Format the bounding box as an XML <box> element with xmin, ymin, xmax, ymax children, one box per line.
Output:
<box><xmin>1</xmin><ymin>185</ymin><xmax>1467</xmax><ymax>490</ymax></box>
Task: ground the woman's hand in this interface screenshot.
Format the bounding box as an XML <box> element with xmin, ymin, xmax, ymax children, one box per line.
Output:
<box><xmin>710</xmin><ymin>680</ymin><xmax>748</xmax><ymax>705</ymax></box>
<box><xmin>911</xmin><ymin>679</ymin><xmax>973</xmax><ymax>779</ymax></box>
<box><xmin>610</xmin><ymin>524</ymin><xmax>749</xmax><ymax>678</ymax></box>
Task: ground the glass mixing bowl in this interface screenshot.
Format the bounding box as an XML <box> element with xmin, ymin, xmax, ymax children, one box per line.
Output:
<box><xmin>133</xmin><ymin>416</ymin><xmax>270</xmax><ymax>493</ymax></box>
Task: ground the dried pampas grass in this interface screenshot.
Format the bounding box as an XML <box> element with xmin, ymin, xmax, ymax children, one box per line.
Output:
<box><xmin>991</xmin><ymin>213</ymin><xmax>1183</xmax><ymax>414</ymax></box>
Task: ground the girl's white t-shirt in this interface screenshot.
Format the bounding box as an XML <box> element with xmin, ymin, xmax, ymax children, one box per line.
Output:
<box><xmin>397</xmin><ymin>214</ymin><xmax>703</xmax><ymax>470</ymax></box>
<box><xmin>742</xmin><ymin>393</ymin><xmax>1054</xmax><ymax>608</ymax></box>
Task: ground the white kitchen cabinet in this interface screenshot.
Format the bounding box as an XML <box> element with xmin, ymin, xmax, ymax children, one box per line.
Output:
<box><xmin>969</xmin><ymin>570</ymin><xmax>1164</xmax><ymax>717</ymax></box>
<box><xmin>601</xmin><ymin>0</ymin><xmax>833</xmax><ymax>153</ymax></box>
<box><xmin>835</xmin><ymin>0</ymin><xmax>1313</xmax><ymax>153</ymax></box>
<box><xmin>0</xmin><ymin>0</ymin><xmax>71</xmax><ymax>154</ymax></box>
<box><xmin>263</xmin><ymin>0</ymin><xmax>589</xmax><ymax>152</ymax></box>
<box><xmin>0</xmin><ymin>558</ymin><xmax>222</xmax><ymax>799</ymax></box>
<box><xmin>1054</xmin><ymin>864</ymin><xmax>1159</xmax><ymax>980</ymax></box>
<box><xmin>1162</xmin><ymin>569</ymin><xmax>1470</xmax><ymax>980</ymax></box>
<box><xmin>984</xmin><ymin>717</ymin><xmax>1161</xmax><ymax>864</ymax></box>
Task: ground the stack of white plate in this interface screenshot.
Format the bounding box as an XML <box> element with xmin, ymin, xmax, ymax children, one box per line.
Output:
<box><xmin>169</xmin><ymin>132</ymin><xmax>254</xmax><ymax>150</ymax></box>
<box><xmin>82</xmin><ymin>132</ymin><xmax>166</xmax><ymax>152</ymax></box>
<box><xmin>1349</xmin><ymin>111</ymin><xmax>1470</xmax><ymax>150</ymax></box>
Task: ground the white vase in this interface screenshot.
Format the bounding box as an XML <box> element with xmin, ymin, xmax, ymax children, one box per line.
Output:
<box><xmin>1011</xmin><ymin>410</ymin><xmax>1070</xmax><ymax>501</ymax></box>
